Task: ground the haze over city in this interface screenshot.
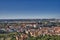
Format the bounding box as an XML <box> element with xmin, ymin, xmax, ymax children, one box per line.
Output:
<box><xmin>0</xmin><ymin>0</ymin><xmax>60</xmax><ymax>19</ymax></box>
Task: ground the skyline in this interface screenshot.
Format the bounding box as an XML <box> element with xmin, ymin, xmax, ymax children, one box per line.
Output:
<box><xmin>0</xmin><ymin>0</ymin><xmax>60</xmax><ymax>19</ymax></box>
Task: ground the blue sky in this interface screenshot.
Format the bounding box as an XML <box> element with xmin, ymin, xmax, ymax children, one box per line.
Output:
<box><xmin>0</xmin><ymin>0</ymin><xmax>60</xmax><ymax>19</ymax></box>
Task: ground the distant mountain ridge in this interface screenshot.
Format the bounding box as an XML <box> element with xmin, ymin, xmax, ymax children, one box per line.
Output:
<box><xmin>0</xmin><ymin>19</ymin><xmax>60</xmax><ymax>23</ymax></box>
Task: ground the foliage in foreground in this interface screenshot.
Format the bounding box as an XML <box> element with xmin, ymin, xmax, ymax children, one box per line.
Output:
<box><xmin>27</xmin><ymin>35</ymin><xmax>60</xmax><ymax>40</ymax></box>
<box><xmin>0</xmin><ymin>33</ymin><xmax>60</xmax><ymax>40</ymax></box>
